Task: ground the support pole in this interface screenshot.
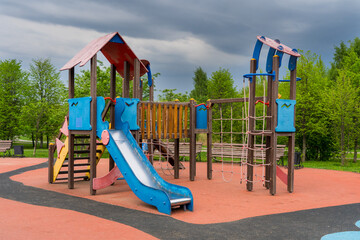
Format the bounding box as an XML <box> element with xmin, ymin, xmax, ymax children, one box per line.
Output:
<box><xmin>270</xmin><ymin>55</ymin><xmax>279</xmax><ymax>195</ymax></box>
<box><xmin>247</xmin><ymin>59</ymin><xmax>256</xmax><ymax>191</ymax></box>
<box><xmin>287</xmin><ymin>68</ymin><xmax>297</xmax><ymax>193</ymax></box>
<box><xmin>189</xmin><ymin>99</ymin><xmax>196</xmax><ymax>181</ymax></box>
<box><xmin>207</xmin><ymin>100</ymin><xmax>212</xmax><ymax>180</ymax></box>
<box><xmin>133</xmin><ymin>59</ymin><xmax>140</xmax><ymax>143</ymax></box>
<box><xmin>265</xmin><ymin>73</ymin><xmax>273</xmax><ymax>189</ymax></box>
<box><xmin>48</xmin><ymin>144</ymin><xmax>55</xmax><ymax>183</ymax></box>
<box><xmin>90</xmin><ymin>55</ymin><xmax>97</xmax><ymax>195</ymax></box>
<box><xmin>123</xmin><ymin>61</ymin><xmax>130</xmax><ymax>98</ymax></box>
<box><xmin>68</xmin><ymin>67</ymin><xmax>75</xmax><ymax>189</ymax></box>
<box><xmin>109</xmin><ymin>64</ymin><xmax>116</xmax><ymax>171</ymax></box>
<box><xmin>174</xmin><ymin>138</ymin><xmax>180</xmax><ymax>179</ymax></box>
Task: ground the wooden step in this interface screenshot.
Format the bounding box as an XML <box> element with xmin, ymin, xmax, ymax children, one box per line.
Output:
<box><xmin>74</xmin><ymin>149</ymin><xmax>103</xmax><ymax>154</ymax></box>
<box><xmin>64</xmin><ymin>156</ymin><xmax>100</xmax><ymax>161</ymax></box>
<box><xmin>56</xmin><ymin>176</ymin><xmax>89</xmax><ymax>181</ymax></box>
<box><xmin>74</xmin><ymin>136</ymin><xmax>90</xmax><ymax>139</ymax></box>
<box><xmin>59</xmin><ymin>169</ymin><xmax>90</xmax><ymax>174</ymax></box>
<box><xmin>62</xmin><ymin>163</ymin><xmax>90</xmax><ymax>167</ymax></box>
<box><xmin>74</xmin><ymin>143</ymin><xmax>103</xmax><ymax>146</ymax></box>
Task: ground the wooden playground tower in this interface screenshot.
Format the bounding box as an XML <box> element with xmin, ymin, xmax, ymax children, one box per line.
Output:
<box><xmin>243</xmin><ymin>36</ymin><xmax>301</xmax><ymax>195</ymax></box>
<box><xmin>48</xmin><ymin>32</ymin><xmax>200</xmax><ymax>195</ymax></box>
<box><xmin>49</xmin><ymin>33</ymin><xmax>300</xmax><ymax>197</ymax></box>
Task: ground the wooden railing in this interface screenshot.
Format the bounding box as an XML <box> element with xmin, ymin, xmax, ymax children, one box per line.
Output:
<box><xmin>139</xmin><ymin>101</ymin><xmax>190</xmax><ymax>140</ymax></box>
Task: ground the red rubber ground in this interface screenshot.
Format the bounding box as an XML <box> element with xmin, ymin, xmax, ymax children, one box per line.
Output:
<box><xmin>7</xmin><ymin>158</ymin><xmax>360</xmax><ymax>225</ymax></box>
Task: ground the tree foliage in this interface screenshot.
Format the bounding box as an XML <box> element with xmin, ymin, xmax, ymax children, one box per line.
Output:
<box><xmin>0</xmin><ymin>59</ymin><xmax>27</xmax><ymax>140</ymax></box>
<box><xmin>158</xmin><ymin>89</ymin><xmax>189</xmax><ymax>102</ymax></box>
<box><xmin>190</xmin><ymin>67</ymin><xmax>208</xmax><ymax>103</ymax></box>
<box><xmin>21</xmin><ymin>58</ymin><xmax>67</xmax><ymax>155</ymax></box>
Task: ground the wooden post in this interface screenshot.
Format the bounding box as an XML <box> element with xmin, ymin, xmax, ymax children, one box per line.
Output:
<box><xmin>270</xmin><ymin>55</ymin><xmax>279</xmax><ymax>195</ymax></box>
<box><xmin>174</xmin><ymin>138</ymin><xmax>180</xmax><ymax>179</ymax></box>
<box><xmin>149</xmin><ymin>81</ymin><xmax>154</xmax><ymax>102</ymax></box>
<box><xmin>123</xmin><ymin>61</ymin><xmax>130</xmax><ymax>98</ymax></box>
<box><xmin>48</xmin><ymin>144</ymin><xmax>55</xmax><ymax>183</ymax></box>
<box><xmin>247</xmin><ymin>59</ymin><xmax>256</xmax><ymax>191</ymax></box>
<box><xmin>90</xmin><ymin>55</ymin><xmax>97</xmax><ymax>195</ymax></box>
<box><xmin>133</xmin><ymin>59</ymin><xmax>140</xmax><ymax>143</ymax></box>
<box><xmin>189</xmin><ymin>99</ymin><xmax>196</xmax><ymax>181</ymax></box>
<box><xmin>287</xmin><ymin>68</ymin><xmax>297</xmax><ymax>193</ymax></box>
<box><xmin>207</xmin><ymin>100</ymin><xmax>212</xmax><ymax>180</ymax></box>
<box><xmin>265</xmin><ymin>73</ymin><xmax>273</xmax><ymax>189</ymax></box>
<box><xmin>68</xmin><ymin>67</ymin><xmax>75</xmax><ymax>189</ymax></box>
<box><xmin>109</xmin><ymin>64</ymin><xmax>116</xmax><ymax>171</ymax></box>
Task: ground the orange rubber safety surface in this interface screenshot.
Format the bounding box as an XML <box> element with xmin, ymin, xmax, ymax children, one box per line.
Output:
<box><xmin>7</xmin><ymin>158</ymin><xmax>360</xmax><ymax>224</ymax></box>
<box><xmin>1</xmin><ymin>158</ymin><xmax>360</xmax><ymax>239</ymax></box>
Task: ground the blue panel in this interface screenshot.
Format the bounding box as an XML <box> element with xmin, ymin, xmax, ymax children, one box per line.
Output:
<box><xmin>146</xmin><ymin>64</ymin><xmax>153</xmax><ymax>87</ymax></box>
<box><xmin>195</xmin><ymin>105</ymin><xmax>207</xmax><ymax>129</ymax></box>
<box><xmin>96</xmin><ymin>97</ymin><xmax>109</xmax><ymax>136</ymax></box>
<box><xmin>276</xmin><ymin>99</ymin><xmax>296</xmax><ymax>133</ymax></box>
<box><xmin>288</xmin><ymin>55</ymin><xmax>298</xmax><ymax>71</ymax></box>
<box><xmin>110</xmin><ymin>34</ymin><xmax>124</xmax><ymax>44</ymax></box>
<box><xmin>252</xmin><ymin>39</ymin><xmax>263</xmax><ymax>71</ymax></box>
<box><xmin>266</xmin><ymin>47</ymin><xmax>276</xmax><ymax>73</ymax></box>
<box><xmin>115</xmin><ymin>98</ymin><xmax>140</xmax><ymax>131</ymax></box>
<box><xmin>68</xmin><ymin>97</ymin><xmax>92</xmax><ymax>131</ymax></box>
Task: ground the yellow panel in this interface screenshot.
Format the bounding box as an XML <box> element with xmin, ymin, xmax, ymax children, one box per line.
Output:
<box><xmin>53</xmin><ymin>137</ymin><xmax>69</xmax><ymax>182</ymax></box>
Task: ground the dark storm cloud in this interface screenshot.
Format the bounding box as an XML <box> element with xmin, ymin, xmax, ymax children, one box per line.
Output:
<box><xmin>1</xmin><ymin>0</ymin><xmax>360</xmax><ymax>94</ymax></box>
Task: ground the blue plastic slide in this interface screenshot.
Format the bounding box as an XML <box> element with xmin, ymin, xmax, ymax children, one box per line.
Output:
<box><xmin>96</xmin><ymin>97</ymin><xmax>193</xmax><ymax>215</ymax></box>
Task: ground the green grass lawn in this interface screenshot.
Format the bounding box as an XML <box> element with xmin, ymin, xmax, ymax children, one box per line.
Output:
<box><xmin>302</xmin><ymin>160</ymin><xmax>360</xmax><ymax>173</ymax></box>
<box><xmin>9</xmin><ymin>140</ymin><xmax>359</xmax><ymax>174</ymax></box>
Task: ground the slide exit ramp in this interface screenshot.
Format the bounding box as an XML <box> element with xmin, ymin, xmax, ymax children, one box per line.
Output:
<box><xmin>96</xmin><ymin>97</ymin><xmax>193</xmax><ymax>215</ymax></box>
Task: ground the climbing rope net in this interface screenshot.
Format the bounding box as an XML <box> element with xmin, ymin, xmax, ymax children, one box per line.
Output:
<box><xmin>212</xmin><ymin>75</ymin><xmax>270</xmax><ymax>185</ymax></box>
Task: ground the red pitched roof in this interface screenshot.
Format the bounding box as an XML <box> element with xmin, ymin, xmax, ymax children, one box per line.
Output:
<box><xmin>60</xmin><ymin>32</ymin><xmax>148</xmax><ymax>78</ymax></box>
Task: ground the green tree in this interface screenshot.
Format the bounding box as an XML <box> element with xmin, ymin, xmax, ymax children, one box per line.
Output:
<box><xmin>208</xmin><ymin>68</ymin><xmax>239</xmax><ymax>142</ymax></box>
<box><xmin>293</xmin><ymin>51</ymin><xmax>335</xmax><ymax>161</ymax></box>
<box><xmin>190</xmin><ymin>67</ymin><xmax>208</xmax><ymax>103</ymax></box>
<box><xmin>329</xmin><ymin>38</ymin><xmax>360</xmax><ymax>162</ymax></box>
<box><xmin>0</xmin><ymin>59</ymin><xmax>27</xmax><ymax>140</ymax></box>
<box><xmin>326</xmin><ymin>70</ymin><xmax>357</xmax><ymax>165</ymax></box>
<box><xmin>74</xmin><ymin>61</ymin><xmax>123</xmax><ymax>98</ymax></box>
<box><xmin>22</xmin><ymin>58</ymin><xmax>67</xmax><ymax>155</ymax></box>
<box><xmin>208</xmin><ymin>68</ymin><xmax>238</xmax><ymax>99</ymax></box>
<box><xmin>158</xmin><ymin>89</ymin><xmax>189</xmax><ymax>102</ymax></box>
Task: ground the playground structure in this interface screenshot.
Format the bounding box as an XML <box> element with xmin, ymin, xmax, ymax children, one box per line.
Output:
<box><xmin>48</xmin><ymin>32</ymin><xmax>300</xmax><ymax>214</ymax></box>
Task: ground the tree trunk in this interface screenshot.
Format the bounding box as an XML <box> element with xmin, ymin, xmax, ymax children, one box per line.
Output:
<box><xmin>32</xmin><ymin>133</ymin><xmax>34</xmax><ymax>148</ymax></box>
<box><xmin>47</xmin><ymin>135</ymin><xmax>49</xmax><ymax>149</ymax></box>
<box><xmin>301</xmin><ymin>134</ymin><xmax>306</xmax><ymax>162</ymax></box>
<box><xmin>340</xmin><ymin>117</ymin><xmax>345</xmax><ymax>166</ymax></box>
<box><xmin>354</xmin><ymin>137</ymin><xmax>358</xmax><ymax>163</ymax></box>
<box><xmin>40</xmin><ymin>133</ymin><xmax>43</xmax><ymax>148</ymax></box>
<box><xmin>33</xmin><ymin>135</ymin><xmax>38</xmax><ymax>156</ymax></box>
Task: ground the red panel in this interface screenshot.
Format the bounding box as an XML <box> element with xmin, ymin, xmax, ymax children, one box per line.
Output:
<box><xmin>276</xmin><ymin>165</ymin><xmax>288</xmax><ymax>185</ymax></box>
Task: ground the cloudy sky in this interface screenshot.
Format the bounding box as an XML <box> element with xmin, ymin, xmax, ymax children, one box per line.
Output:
<box><xmin>1</xmin><ymin>0</ymin><xmax>359</xmax><ymax>98</ymax></box>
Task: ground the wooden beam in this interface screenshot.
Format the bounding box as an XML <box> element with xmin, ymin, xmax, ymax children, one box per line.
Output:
<box><xmin>287</xmin><ymin>68</ymin><xmax>297</xmax><ymax>193</ymax></box>
<box><xmin>270</xmin><ymin>55</ymin><xmax>279</xmax><ymax>195</ymax></box>
<box><xmin>174</xmin><ymin>138</ymin><xmax>180</xmax><ymax>179</ymax></box>
<box><xmin>68</xmin><ymin>67</ymin><xmax>75</xmax><ymax>189</ymax></box>
<box><xmin>189</xmin><ymin>99</ymin><xmax>196</xmax><ymax>181</ymax></box>
<box><xmin>123</xmin><ymin>61</ymin><xmax>130</xmax><ymax>98</ymax></box>
<box><xmin>207</xmin><ymin>99</ymin><xmax>212</xmax><ymax>180</ymax></box>
<box><xmin>109</xmin><ymin>64</ymin><xmax>116</xmax><ymax>171</ymax></box>
<box><xmin>90</xmin><ymin>55</ymin><xmax>97</xmax><ymax>195</ymax></box>
<box><xmin>48</xmin><ymin>144</ymin><xmax>55</xmax><ymax>183</ymax></box>
<box><xmin>133</xmin><ymin>59</ymin><xmax>140</xmax><ymax>143</ymax></box>
<box><xmin>247</xmin><ymin>59</ymin><xmax>256</xmax><ymax>191</ymax></box>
